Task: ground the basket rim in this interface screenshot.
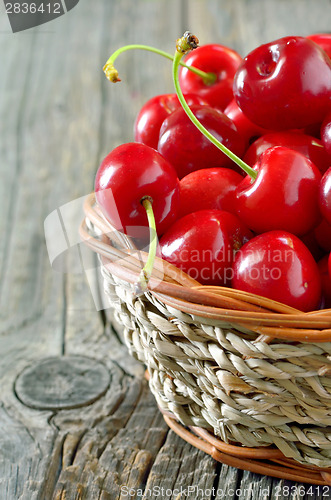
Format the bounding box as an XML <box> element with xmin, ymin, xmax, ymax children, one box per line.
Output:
<box><xmin>162</xmin><ymin>413</ymin><xmax>331</xmax><ymax>486</ymax></box>
<box><xmin>80</xmin><ymin>193</ymin><xmax>331</xmax><ymax>343</ymax></box>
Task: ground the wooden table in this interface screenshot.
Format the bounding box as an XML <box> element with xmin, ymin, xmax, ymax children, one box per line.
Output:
<box><xmin>1</xmin><ymin>0</ymin><xmax>331</xmax><ymax>498</ymax></box>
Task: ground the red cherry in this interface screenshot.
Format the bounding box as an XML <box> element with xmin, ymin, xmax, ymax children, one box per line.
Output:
<box><xmin>95</xmin><ymin>142</ymin><xmax>180</xmax><ymax>237</ymax></box>
<box><xmin>235</xmin><ymin>146</ymin><xmax>322</xmax><ymax>236</ymax></box>
<box><xmin>233</xmin><ymin>36</ymin><xmax>331</xmax><ymax>130</ymax></box>
<box><xmin>306</xmin><ymin>33</ymin><xmax>331</xmax><ymax>59</ymax></box>
<box><xmin>178</xmin><ymin>44</ymin><xmax>242</xmax><ymax>110</ymax></box>
<box><xmin>224</xmin><ymin>98</ymin><xmax>269</xmax><ymax>147</ymax></box>
<box><xmin>134</xmin><ymin>93</ymin><xmax>208</xmax><ymax>150</ymax></box>
<box><xmin>159</xmin><ymin>210</ymin><xmax>252</xmax><ymax>286</ymax></box>
<box><xmin>178</xmin><ymin>167</ymin><xmax>243</xmax><ymax>218</ymax></box>
<box><xmin>157</xmin><ymin>104</ymin><xmax>245</xmax><ymax>179</ymax></box>
<box><xmin>232</xmin><ymin>230</ymin><xmax>321</xmax><ymax>312</ymax></box>
<box><xmin>244</xmin><ymin>131</ymin><xmax>330</xmax><ymax>174</ymax></box>
<box><xmin>318</xmin><ymin>167</ymin><xmax>331</xmax><ymax>226</ymax></box>
<box><xmin>320</xmin><ymin>111</ymin><xmax>331</xmax><ymax>157</ymax></box>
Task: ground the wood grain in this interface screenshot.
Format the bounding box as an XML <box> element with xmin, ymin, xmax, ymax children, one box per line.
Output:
<box><xmin>0</xmin><ymin>1</ymin><xmax>330</xmax><ymax>499</ymax></box>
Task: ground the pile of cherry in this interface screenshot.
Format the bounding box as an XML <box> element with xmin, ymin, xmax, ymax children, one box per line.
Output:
<box><xmin>95</xmin><ymin>34</ymin><xmax>331</xmax><ymax>312</ymax></box>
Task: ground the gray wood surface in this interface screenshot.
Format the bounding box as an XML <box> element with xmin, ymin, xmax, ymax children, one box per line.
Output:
<box><xmin>0</xmin><ymin>0</ymin><xmax>331</xmax><ymax>499</ymax></box>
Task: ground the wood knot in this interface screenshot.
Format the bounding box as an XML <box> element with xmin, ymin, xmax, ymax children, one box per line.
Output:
<box><xmin>15</xmin><ymin>356</ymin><xmax>110</xmax><ymax>410</ymax></box>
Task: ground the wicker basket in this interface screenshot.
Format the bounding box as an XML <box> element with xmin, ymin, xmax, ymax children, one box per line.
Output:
<box><xmin>81</xmin><ymin>193</ymin><xmax>331</xmax><ymax>485</ymax></box>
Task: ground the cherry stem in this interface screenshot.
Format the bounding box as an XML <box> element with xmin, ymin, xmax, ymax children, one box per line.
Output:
<box><xmin>103</xmin><ymin>43</ymin><xmax>216</xmax><ymax>85</ymax></box>
<box><xmin>173</xmin><ymin>33</ymin><xmax>257</xmax><ymax>181</ymax></box>
<box><xmin>135</xmin><ymin>197</ymin><xmax>157</xmax><ymax>294</ymax></box>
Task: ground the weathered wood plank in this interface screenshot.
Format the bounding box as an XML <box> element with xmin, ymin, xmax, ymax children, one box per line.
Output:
<box><xmin>0</xmin><ymin>2</ymin><xmax>110</xmax><ymax>498</ymax></box>
<box><xmin>187</xmin><ymin>0</ymin><xmax>331</xmax><ymax>55</ymax></box>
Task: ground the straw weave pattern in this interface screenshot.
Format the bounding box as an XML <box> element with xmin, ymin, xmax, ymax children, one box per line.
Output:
<box><xmin>101</xmin><ymin>265</ymin><xmax>331</xmax><ymax>468</ymax></box>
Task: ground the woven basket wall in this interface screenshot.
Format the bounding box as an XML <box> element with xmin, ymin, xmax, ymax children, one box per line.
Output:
<box><xmin>81</xmin><ymin>193</ymin><xmax>331</xmax><ymax>485</ymax></box>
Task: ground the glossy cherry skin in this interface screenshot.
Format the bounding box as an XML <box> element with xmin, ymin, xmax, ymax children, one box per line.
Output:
<box><xmin>306</xmin><ymin>33</ymin><xmax>331</xmax><ymax>59</ymax></box>
<box><xmin>244</xmin><ymin>131</ymin><xmax>330</xmax><ymax>174</ymax></box>
<box><xmin>321</xmin><ymin>111</ymin><xmax>331</xmax><ymax>157</ymax></box>
<box><xmin>232</xmin><ymin>230</ymin><xmax>321</xmax><ymax>312</ymax></box>
<box><xmin>224</xmin><ymin>98</ymin><xmax>269</xmax><ymax>147</ymax></box>
<box><xmin>95</xmin><ymin>142</ymin><xmax>180</xmax><ymax>237</ymax></box>
<box><xmin>157</xmin><ymin>105</ymin><xmax>245</xmax><ymax>179</ymax></box>
<box><xmin>159</xmin><ymin>210</ymin><xmax>252</xmax><ymax>286</ymax></box>
<box><xmin>235</xmin><ymin>146</ymin><xmax>322</xmax><ymax>236</ymax></box>
<box><xmin>319</xmin><ymin>167</ymin><xmax>331</xmax><ymax>226</ymax></box>
<box><xmin>233</xmin><ymin>36</ymin><xmax>331</xmax><ymax>130</ymax></box>
<box><xmin>134</xmin><ymin>93</ymin><xmax>208</xmax><ymax>150</ymax></box>
<box><xmin>178</xmin><ymin>167</ymin><xmax>243</xmax><ymax>218</ymax></box>
<box><xmin>179</xmin><ymin>44</ymin><xmax>242</xmax><ymax>110</ymax></box>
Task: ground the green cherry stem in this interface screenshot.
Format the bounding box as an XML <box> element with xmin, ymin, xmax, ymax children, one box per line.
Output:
<box><xmin>135</xmin><ymin>197</ymin><xmax>157</xmax><ymax>294</ymax></box>
<box><xmin>103</xmin><ymin>43</ymin><xmax>216</xmax><ymax>85</ymax></box>
<box><xmin>173</xmin><ymin>33</ymin><xmax>257</xmax><ymax>181</ymax></box>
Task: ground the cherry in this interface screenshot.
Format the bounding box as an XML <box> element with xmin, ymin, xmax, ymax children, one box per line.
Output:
<box><xmin>232</xmin><ymin>230</ymin><xmax>321</xmax><ymax>312</ymax></box>
<box><xmin>320</xmin><ymin>111</ymin><xmax>331</xmax><ymax>157</ymax></box>
<box><xmin>233</xmin><ymin>36</ymin><xmax>331</xmax><ymax>130</ymax></box>
<box><xmin>173</xmin><ymin>36</ymin><xmax>323</xmax><ymax>235</ymax></box>
<box><xmin>224</xmin><ymin>98</ymin><xmax>269</xmax><ymax>147</ymax></box>
<box><xmin>157</xmin><ymin>104</ymin><xmax>246</xmax><ymax>179</ymax></box>
<box><xmin>172</xmin><ymin>33</ymin><xmax>323</xmax><ymax>240</ymax></box>
<box><xmin>178</xmin><ymin>44</ymin><xmax>242</xmax><ymax>110</ymax></box>
<box><xmin>98</xmin><ymin>33</ymin><xmax>329</xmax><ymax>299</ymax></box>
<box><xmin>99</xmin><ymin>35</ymin><xmax>245</xmax><ymax>292</ymax></box>
<box><xmin>243</xmin><ymin>131</ymin><xmax>330</xmax><ymax>174</ymax></box>
<box><xmin>95</xmin><ymin>142</ymin><xmax>180</xmax><ymax>237</ymax></box>
<box><xmin>306</xmin><ymin>33</ymin><xmax>331</xmax><ymax>59</ymax></box>
<box><xmin>159</xmin><ymin>209</ymin><xmax>252</xmax><ymax>286</ymax></box>
<box><xmin>318</xmin><ymin>167</ymin><xmax>331</xmax><ymax>225</ymax></box>
<box><xmin>134</xmin><ymin>93</ymin><xmax>208</xmax><ymax>150</ymax></box>
<box><xmin>235</xmin><ymin>146</ymin><xmax>322</xmax><ymax>236</ymax></box>
<box><xmin>178</xmin><ymin>167</ymin><xmax>243</xmax><ymax>218</ymax></box>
